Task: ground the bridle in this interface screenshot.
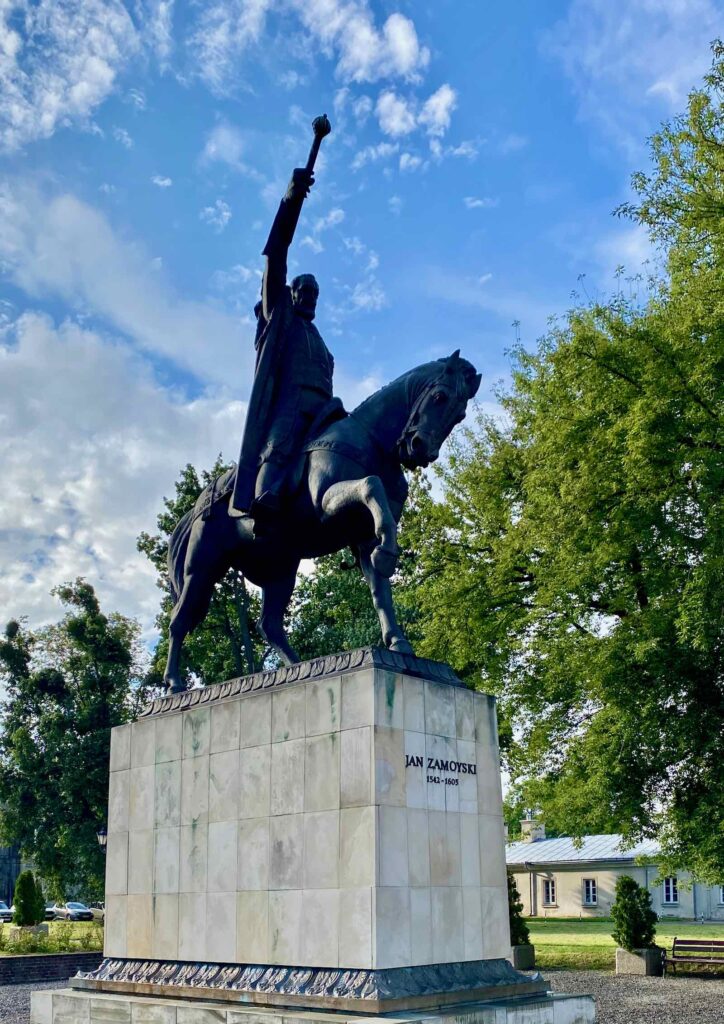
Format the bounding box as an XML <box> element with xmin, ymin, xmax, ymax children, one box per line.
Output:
<box><xmin>396</xmin><ymin>368</ymin><xmax>463</xmax><ymax>453</ymax></box>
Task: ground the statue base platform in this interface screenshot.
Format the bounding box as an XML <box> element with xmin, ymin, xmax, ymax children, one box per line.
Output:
<box><xmin>32</xmin><ymin>983</ymin><xmax>595</xmax><ymax>1024</ymax></box>
<box><xmin>68</xmin><ymin>955</ymin><xmax>547</xmax><ymax>1014</ymax></box>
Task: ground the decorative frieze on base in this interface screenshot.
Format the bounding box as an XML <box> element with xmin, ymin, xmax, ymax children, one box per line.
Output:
<box><xmin>138</xmin><ymin>646</ymin><xmax>464</xmax><ymax>719</ymax></box>
<box><xmin>72</xmin><ymin>957</ymin><xmax>548</xmax><ymax>1013</ymax></box>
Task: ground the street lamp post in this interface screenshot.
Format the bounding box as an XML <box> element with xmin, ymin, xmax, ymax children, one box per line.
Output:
<box><xmin>96</xmin><ymin>826</ymin><xmax>107</xmax><ymax>853</ymax></box>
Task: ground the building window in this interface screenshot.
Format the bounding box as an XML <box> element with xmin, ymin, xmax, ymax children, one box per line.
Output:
<box><xmin>542</xmin><ymin>878</ymin><xmax>556</xmax><ymax>906</ymax></box>
<box><xmin>583</xmin><ymin>878</ymin><xmax>597</xmax><ymax>906</ymax></box>
<box><xmin>663</xmin><ymin>876</ymin><xmax>678</xmax><ymax>905</ymax></box>
<box><xmin>718</xmin><ymin>885</ymin><xmax>724</xmax><ymax>905</ymax></box>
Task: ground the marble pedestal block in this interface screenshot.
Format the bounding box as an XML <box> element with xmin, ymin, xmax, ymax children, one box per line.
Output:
<box><xmin>68</xmin><ymin>648</ymin><xmax>550</xmax><ymax>1010</ymax></box>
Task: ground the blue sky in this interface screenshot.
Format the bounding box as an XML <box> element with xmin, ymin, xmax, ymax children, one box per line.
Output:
<box><xmin>1</xmin><ymin>0</ymin><xmax>721</xmax><ymax>634</ymax></box>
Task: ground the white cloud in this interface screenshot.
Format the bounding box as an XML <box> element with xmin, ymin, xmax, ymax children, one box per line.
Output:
<box><xmin>0</xmin><ymin>0</ymin><xmax>140</xmax><ymax>151</ymax></box>
<box><xmin>498</xmin><ymin>133</ymin><xmax>527</xmax><ymax>154</ymax></box>
<box><xmin>151</xmin><ymin>175</ymin><xmax>173</xmax><ymax>188</ymax></box>
<box><xmin>314</xmin><ymin>208</ymin><xmax>345</xmax><ymax>233</ymax></box>
<box><xmin>187</xmin><ymin>0</ymin><xmax>271</xmax><ymax>94</ymax></box>
<box><xmin>388</xmin><ymin>195</ymin><xmax>402</xmax><ymax>215</ymax></box>
<box><xmin>592</xmin><ymin>223</ymin><xmax>654</xmax><ymax>285</ymax></box>
<box><xmin>543</xmin><ymin>0</ymin><xmax>722</xmax><ymax>152</ymax></box>
<box><xmin>200</xmin><ymin>198</ymin><xmax>232</xmax><ymax>232</ymax></box>
<box><xmin>351</xmin><ymin>140</ymin><xmax>398</xmax><ymax>171</ymax></box>
<box><xmin>352</xmin><ymin>95</ymin><xmax>373</xmax><ymax>123</ymax></box>
<box><xmin>348</xmin><ymin>278</ymin><xmax>385</xmax><ymax>311</ymax></box>
<box><xmin>141</xmin><ymin>0</ymin><xmax>176</xmax><ymax>68</ymax></box>
<box><xmin>418</xmin><ymin>84</ymin><xmax>456</xmax><ymax>137</ymax></box>
<box><xmin>279</xmin><ymin>69</ymin><xmax>306</xmax><ymax>90</ymax></box>
<box><xmin>448</xmin><ymin>139</ymin><xmax>478</xmax><ymax>160</ymax></box>
<box><xmin>478</xmin><ymin>273</ymin><xmax>493</xmax><ymax>285</ymax></box>
<box><xmin>343</xmin><ymin>235</ymin><xmax>378</xmax><ymax>272</ymax></box>
<box><xmin>376</xmin><ymin>90</ymin><xmax>417</xmax><ymax>136</ymax></box>
<box><xmin>113</xmin><ymin>126</ymin><xmax>133</xmax><ymax>148</ymax></box>
<box><xmin>187</xmin><ymin>2</ymin><xmax>429</xmax><ymax>94</ymax></box>
<box><xmin>399</xmin><ymin>152</ymin><xmax>423</xmax><ymax>172</ymax></box>
<box><xmin>201</xmin><ymin>121</ymin><xmax>245</xmax><ymax>166</ymax></box>
<box><xmin>297</xmin><ymin>6</ymin><xmax>429</xmax><ymax>84</ymax></box>
<box><xmin>0</xmin><ymin>311</ymin><xmax>243</xmax><ymax>634</ymax></box>
<box><xmin>127</xmin><ymin>88</ymin><xmax>147</xmax><ymax>110</ymax></box>
<box><xmin>0</xmin><ymin>181</ymin><xmax>251</xmax><ymax>387</ymax></box>
<box><xmin>464</xmin><ymin>196</ymin><xmax>498</xmax><ymax>209</ymax></box>
<box><xmin>200</xmin><ymin>120</ymin><xmax>263</xmax><ymax>180</ymax></box>
<box><xmin>300</xmin><ymin>235</ymin><xmax>324</xmax><ymax>254</ymax></box>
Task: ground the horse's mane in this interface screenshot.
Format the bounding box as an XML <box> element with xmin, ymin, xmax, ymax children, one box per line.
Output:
<box><xmin>353</xmin><ymin>354</ymin><xmax>479</xmax><ymax>415</ymax></box>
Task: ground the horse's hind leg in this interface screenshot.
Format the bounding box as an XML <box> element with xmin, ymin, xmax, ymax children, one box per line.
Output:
<box><xmin>164</xmin><ymin>569</ymin><xmax>215</xmax><ymax>693</ymax></box>
<box><xmin>259</xmin><ymin>567</ymin><xmax>300</xmax><ymax>666</ymax></box>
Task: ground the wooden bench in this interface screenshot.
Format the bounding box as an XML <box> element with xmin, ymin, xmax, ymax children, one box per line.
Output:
<box><xmin>663</xmin><ymin>937</ymin><xmax>724</xmax><ymax>974</ymax></box>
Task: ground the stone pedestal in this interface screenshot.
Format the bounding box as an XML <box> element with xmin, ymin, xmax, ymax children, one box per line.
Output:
<box><xmin>32</xmin><ymin>648</ymin><xmax>594</xmax><ymax>1021</ymax></box>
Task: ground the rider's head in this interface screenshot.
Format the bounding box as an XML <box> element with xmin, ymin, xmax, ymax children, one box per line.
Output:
<box><xmin>291</xmin><ymin>274</ymin><xmax>319</xmax><ymax>320</ymax></box>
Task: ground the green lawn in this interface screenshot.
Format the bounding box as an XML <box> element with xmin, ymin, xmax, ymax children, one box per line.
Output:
<box><xmin>0</xmin><ymin>919</ymin><xmax>103</xmax><ymax>955</ymax></box>
<box><xmin>528</xmin><ymin>917</ymin><xmax>724</xmax><ymax>971</ymax></box>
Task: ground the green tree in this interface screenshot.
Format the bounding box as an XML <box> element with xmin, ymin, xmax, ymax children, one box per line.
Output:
<box><xmin>507</xmin><ymin>872</ymin><xmax>530</xmax><ymax>946</ymax></box>
<box><xmin>611</xmin><ymin>875</ymin><xmax>657</xmax><ymax>951</ymax></box>
<box><xmin>138</xmin><ymin>459</ymin><xmax>266</xmax><ymax>688</ymax></box>
<box><xmin>0</xmin><ymin>582</ymin><xmax>140</xmax><ymax>899</ymax></box>
<box><xmin>406</xmin><ymin>46</ymin><xmax>724</xmax><ymax>881</ymax></box>
<box><xmin>288</xmin><ymin>552</ymin><xmax>382</xmax><ymax>660</ymax></box>
<box><xmin>12</xmin><ymin>870</ymin><xmax>45</xmax><ymax>927</ymax></box>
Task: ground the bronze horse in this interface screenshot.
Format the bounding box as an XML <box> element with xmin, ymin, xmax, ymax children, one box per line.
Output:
<box><xmin>163</xmin><ymin>351</ymin><xmax>480</xmax><ymax>692</ymax></box>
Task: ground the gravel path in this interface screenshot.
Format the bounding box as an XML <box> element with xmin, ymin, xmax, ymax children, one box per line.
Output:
<box><xmin>1</xmin><ymin>973</ymin><xmax>723</xmax><ymax>1023</ymax></box>
<box><xmin>0</xmin><ymin>981</ymin><xmax>59</xmax><ymax>1023</ymax></box>
<box><xmin>547</xmin><ymin>969</ymin><xmax>724</xmax><ymax>1024</ymax></box>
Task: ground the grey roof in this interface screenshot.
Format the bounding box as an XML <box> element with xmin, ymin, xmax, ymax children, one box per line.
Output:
<box><xmin>506</xmin><ymin>834</ymin><xmax>661</xmax><ymax>866</ymax></box>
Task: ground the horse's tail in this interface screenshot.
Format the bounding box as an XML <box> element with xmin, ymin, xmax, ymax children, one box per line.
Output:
<box><xmin>167</xmin><ymin>506</ymin><xmax>195</xmax><ymax>604</ymax></box>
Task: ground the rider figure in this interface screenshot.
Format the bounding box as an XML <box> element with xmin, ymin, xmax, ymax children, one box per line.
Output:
<box><xmin>229</xmin><ymin>167</ymin><xmax>335</xmax><ymax>527</ymax></box>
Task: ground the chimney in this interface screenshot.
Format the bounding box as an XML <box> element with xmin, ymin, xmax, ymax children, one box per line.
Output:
<box><xmin>520</xmin><ymin>809</ymin><xmax>546</xmax><ymax>843</ymax></box>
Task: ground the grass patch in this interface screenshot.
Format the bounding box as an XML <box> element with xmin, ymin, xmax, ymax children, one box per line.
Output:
<box><xmin>0</xmin><ymin>920</ymin><xmax>103</xmax><ymax>955</ymax></box>
<box><xmin>528</xmin><ymin>918</ymin><xmax>724</xmax><ymax>972</ymax></box>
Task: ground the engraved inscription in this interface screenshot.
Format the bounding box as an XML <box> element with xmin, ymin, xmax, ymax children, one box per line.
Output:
<box><xmin>405</xmin><ymin>753</ymin><xmax>476</xmax><ymax>784</ymax></box>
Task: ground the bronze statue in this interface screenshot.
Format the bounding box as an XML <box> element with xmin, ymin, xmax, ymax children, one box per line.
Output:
<box><xmin>162</xmin><ymin>116</ymin><xmax>481</xmax><ymax>692</ymax></box>
<box><xmin>230</xmin><ymin>115</ymin><xmax>334</xmax><ymax>529</ymax></box>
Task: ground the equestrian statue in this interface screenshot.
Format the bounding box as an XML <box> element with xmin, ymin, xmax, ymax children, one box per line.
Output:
<box><xmin>163</xmin><ymin>115</ymin><xmax>481</xmax><ymax>692</ymax></box>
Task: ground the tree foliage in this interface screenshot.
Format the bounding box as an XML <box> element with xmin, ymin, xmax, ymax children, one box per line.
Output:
<box><xmin>405</xmin><ymin>45</ymin><xmax>724</xmax><ymax>881</ymax></box>
<box><xmin>137</xmin><ymin>459</ymin><xmax>266</xmax><ymax>688</ymax></box>
<box><xmin>0</xmin><ymin>581</ymin><xmax>140</xmax><ymax>899</ymax></box>
<box><xmin>611</xmin><ymin>875</ymin><xmax>658</xmax><ymax>951</ymax></box>
<box><xmin>12</xmin><ymin>870</ymin><xmax>45</xmax><ymax>927</ymax></box>
<box><xmin>507</xmin><ymin>872</ymin><xmax>530</xmax><ymax>946</ymax></box>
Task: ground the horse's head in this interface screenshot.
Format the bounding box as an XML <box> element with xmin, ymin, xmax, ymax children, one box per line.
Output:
<box><xmin>398</xmin><ymin>350</ymin><xmax>481</xmax><ymax>469</ymax></box>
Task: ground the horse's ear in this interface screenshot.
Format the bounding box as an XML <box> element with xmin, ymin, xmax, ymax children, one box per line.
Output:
<box><xmin>445</xmin><ymin>349</ymin><xmax>461</xmax><ymax>373</ymax></box>
<box><xmin>470</xmin><ymin>372</ymin><xmax>482</xmax><ymax>398</ymax></box>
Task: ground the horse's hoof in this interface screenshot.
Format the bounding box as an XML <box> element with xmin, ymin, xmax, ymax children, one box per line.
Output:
<box><xmin>389</xmin><ymin>637</ymin><xmax>414</xmax><ymax>656</ymax></box>
<box><xmin>371</xmin><ymin>543</ymin><xmax>398</xmax><ymax>578</ymax></box>
<box><xmin>165</xmin><ymin>679</ymin><xmax>188</xmax><ymax>695</ymax></box>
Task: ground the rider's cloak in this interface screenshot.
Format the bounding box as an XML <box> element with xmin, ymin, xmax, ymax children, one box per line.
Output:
<box><xmin>230</xmin><ymin>289</ymin><xmax>293</xmax><ymax>514</ymax></box>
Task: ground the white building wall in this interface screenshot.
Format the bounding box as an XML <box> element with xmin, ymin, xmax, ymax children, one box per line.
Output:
<box><xmin>510</xmin><ymin>864</ymin><xmax>724</xmax><ymax>920</ymax></box>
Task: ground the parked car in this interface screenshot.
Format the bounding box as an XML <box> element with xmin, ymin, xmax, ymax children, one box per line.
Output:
<box><xmin>45</xmin><ymin>902</ymin><xmax>58</xmax><ymax>921</ymax></box>
<box><xmin>89</xmin><ymin>902</ymin><xmax>105</xmax><ymax>922</ymax></box>
<box><xmin>0</xmin><ymin>901</ymin><xmax>12</xmax><ymax>923</ymax></box>
<box><xmin>56</xmin><ymin>901</ymin><xmax>93</xmax><ymax>922</ymax></box>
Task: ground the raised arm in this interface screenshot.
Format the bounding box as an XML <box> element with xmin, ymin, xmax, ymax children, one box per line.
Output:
<box><xmin>261</xmin><ymin>168</ymin><xmax>314</xmax><ymax>320</ymax></box>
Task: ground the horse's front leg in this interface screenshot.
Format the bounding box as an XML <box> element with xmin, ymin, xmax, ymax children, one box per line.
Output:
<box><xmin>320</xmin><ymin>475</ymin><xmax>399</xmax><ymax>577</ymax></box>
<box><xmin>359</xmin><ymin>542</ymin><xmax>414</xmax><ymax>655</ymax></box>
